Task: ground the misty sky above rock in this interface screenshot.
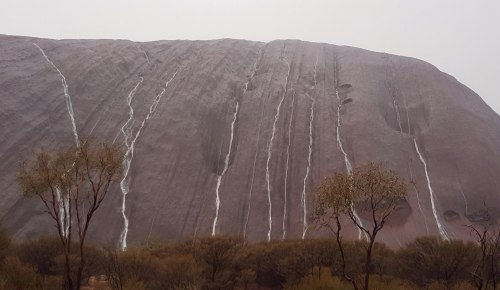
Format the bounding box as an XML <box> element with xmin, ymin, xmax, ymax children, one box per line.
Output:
<box><xmin>1</xmin><ymin>0</ymin><xmax>498</xmax><ymax>114</ymax></box>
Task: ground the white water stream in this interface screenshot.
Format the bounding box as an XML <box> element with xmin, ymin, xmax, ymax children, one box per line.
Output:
<box><xmin>211</xmin><ymin>45</ymin><xmax>265</xmax><ymax>236</ymax></box>
<box><xmin>408</xmin><ymin>162</ymin><xmax>430</xmax><ymax>234</ymax></box>
<box><xmin>142</xmin><ymin>50</ymin><xmax>151</xmax><ymax>65</ymax></box>
<box><xmin>413</xmin><ymin>138</ymin><xmax>449</xmax><ymax>240</ymax></box>
<box><xmin>243</xmin><ymin>105</ymin><xmax>264</xmax><ymax>239</ymax></box>
<box><xmin>211</xmin><ymin>102</ymin><xmax>239</xmax><ymax>236</ymax></box>
<box><xmin>458</xmin><ymin>181</ymin><xmax>469</xmax><ymax>215</ymax></box>
<box><xmin>301</xmin><ymin>93</ymin><xmax>315</xmax><ymax>239</ymax></box>
<box><xmin>281</xmin><ymin>91</ymin><xmax>295</xmax><ymax>240</ymax></box>
<box><xmin>264</xmin><ymin>57</ymin><xmax>291</xmax><ymax>241</ymax></box>
<box><xmin>119</xmin><ymin>71</ymin><xmax>178</xmax><ymax>250</ymax></box>
<box><xmin>230</xmin><ymin>46</ymin><xmax>263</xmax><ymax>238</ymax></box>
<box><xmin>334</xmin><ymin>88</ymin><xmax>367</xmax><ymax>240</ymax></box>
<box><xmin>34</xmin><ymin>43</ymin><xmax>80</xmax><ymax>147</ymax></box>
<box><xmin>300</xmin><ymin>57</ymin><xmax>318</xmax><ymax>239</ymax></box>
<box><xmin>335</xmin><ymin>89</ymin><xmax>352</xmax><ymax>172</ymax></box>
<box><xmin>388</xmin><ymin>80</ymin><xmax>403</xmax><ymax>133</ymax></box>
<box><xmin>35</xmin><ymin>43</ymin><xmax>81</xmax><ymax>237</ymax></box>
<box><xmin>393</xmin><ymin>98</ymin><xmax>403</xmax><ymax>133</ymax></box>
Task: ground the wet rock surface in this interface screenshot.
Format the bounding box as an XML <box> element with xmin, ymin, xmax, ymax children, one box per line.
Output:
<box><xmin>1</xmin><ymin>35</ymin><xmax>499</xmax><ymax>247</ymax></box>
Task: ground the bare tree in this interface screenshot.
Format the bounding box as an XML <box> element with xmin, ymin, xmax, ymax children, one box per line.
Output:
<box><xmin>103</xmin><ymin>246</ymin><xmax>125</xmax><ymax>290</ymax></box>
<box><xmin>314</xmin><ymin>163</ymin><xmax>407</xmax><ymax>290</ymax></box>
<box><xmin>467</xmin><ymin>219</ymin><xmax>500</xmax><ymax>290</ymax></box>
<box><xmin>18</xmin><ymin>139</ymin><xmax>123</xmax><ymax>290</ymax></box>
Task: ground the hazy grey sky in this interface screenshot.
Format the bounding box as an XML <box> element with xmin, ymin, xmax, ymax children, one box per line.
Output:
<box><xmin>1</xmin><ymin>0</ymin><xmax>499</xmax><ymax>113</ymax></box>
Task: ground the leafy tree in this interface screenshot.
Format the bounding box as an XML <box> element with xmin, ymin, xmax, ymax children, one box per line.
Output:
<box><xmin>314</xmin><ymin>163</ymin><xmax>407</xmax><ymax>290</ymax></box>
<box><xmin>18</xmin><ymin>139</ymin><xmax>123</xmax><ymax>290</ymax></box>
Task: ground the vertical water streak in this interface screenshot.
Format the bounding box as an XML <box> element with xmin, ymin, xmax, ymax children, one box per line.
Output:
<box><xmin>454</xmin><ymin>168</ymin><xmax>470</xmax><ymax>216</ymax></box>
<box><xmin>301</xmin><ymin>93</ymin><xmax>315</xmax><ymax>239</ymax></box>
<box><xmin>34</xmin><ymin>43</ymin><xmax>80</xmax><ymax>147</ymax></box>
<box><xmin>334</xmin><ymin>88</ymin><xmax>367</xmax><ymax>240</ymax></box>
<box><xmin>413</xmin><ymin>138</ymin><xmax>449</xmax><ymax>240</ymax></box>
<box><xmin>55</xmin><ymin>188</ymin><xmax>70</xmax><ymax>237</ymax></box>
<box><xmin>335</xmin><ymin>89</ymin><xmax>352</xmax><ymax>173</ymax></box>
<box><xmin>142</xmin><ymin>50</ymin><xmax>151</xmax><ymax>65</ymax></box>
<box><xmin>404</xmin><ymin>100</ymin><xmax>412</xmax><ymax>136</ymax></box>
<box><xmin>243</xmin><ymin>104</ymin><xmax>264</xmax><ymax>239</ymax></box>
<box><xmin>458</xmin><ymin>183</ymin><xmax>469</xmax><ymax>215</ymax></box>
<box><xmin>35</xmin><ymin>43</ymin><xmax>80</xmax><ymax>237</ymax></box>
<box><xmin>300</xmin><ymin>57</ymin><xmax>318</xmax><ymax>239</ymax></box>
<box><xmin>211</xmin><ymin>102</ymin><xmax>239</xmax><ymax>236</ymax></box>
<box><xmin>393</xmin><ymin>98</ymin><xmax>403</xmax><ymax>133</ymax></box>
<box><xmin>384</xmin><ymin>59</ymin><xmax>404</xmax><ymax>134</ymax></box>
<box><xmin>408</xmin><ymin>161</ymin><xmax>430</xmax><ymax>234</ymax></box>
<box><xmin>282</xmin><ymin>91</ymin><xmax>295</xmax><ymax>240</ymax></box>
<box><xmin>403</xmin><ymin>98</ymin><xmax>430</xmax><ymax>233</ymax></box>
<box><xmin>387</xmin><ymin>73</ymin><xmax>403</xmax><ymax>133</ymax></box>
<box><xmin>119</xmin><ymin>71</ymin><xmax>178</xmax><ymax>250</ymax></box>
<box><xmin>118</xmin><ymin>78</ymin><xmax>144</xmax><ymax>250</ymax></box>
<box><xmin>242</xmin><ymin>46</ymin><xmax>265</xmax><ymax>238</ymax></box>
<box><xmin>244</xmin><ymin>45</ymin><xmax>264</xmax><ymax>93</ymax></box>
<box><xmin>265</xmin><ymin>57</ymin><xmax>291</xmax><ymax>241</ymax></box>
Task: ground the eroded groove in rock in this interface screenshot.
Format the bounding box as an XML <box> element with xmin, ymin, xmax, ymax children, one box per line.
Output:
<box><xmin>385</xmin><ymin>59</ymin><xmax>404</xmax><ymax>133</ymax></box>
<box><xmin>243</xmin><ymin>45</ymin><xmax>266</xmax><ymax>239</ymax></box>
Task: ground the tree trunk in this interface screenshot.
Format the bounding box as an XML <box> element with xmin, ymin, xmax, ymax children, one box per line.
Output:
<box><xmin>335</xmin><ymin>217</ymin><xmax>359</xmax><ymax>290</ymax></box>
<box><xmin>76</xmin><ymin>248</ymin><xmax>84</xmax><ymax>290</ymax></box>
<box><xmin>363</xmin><ymin>238</ymin><xmax>375</xmax><ymax>290</ymax></box>
<box><xmin>64</xmin><ymin>251</ymin><xmax>73</xmax><ymax>290</ymax></box>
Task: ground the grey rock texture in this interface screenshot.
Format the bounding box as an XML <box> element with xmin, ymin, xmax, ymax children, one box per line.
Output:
<box><xmin>1</xmin><ymin>34</ymin><xmax>499</xmax><ymax>247</ymax></box>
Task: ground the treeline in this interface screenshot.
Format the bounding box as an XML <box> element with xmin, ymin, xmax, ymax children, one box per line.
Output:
<box><xmin>0</xmin><ymin>230</ymin><xmax>499</xmax><ymax>290</ymax></box>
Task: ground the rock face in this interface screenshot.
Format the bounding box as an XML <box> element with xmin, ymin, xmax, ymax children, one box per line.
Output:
<box><xmin>1</xmin><ymin>34</ymin><xmax>499</xmax><ymax>247</ymax></box>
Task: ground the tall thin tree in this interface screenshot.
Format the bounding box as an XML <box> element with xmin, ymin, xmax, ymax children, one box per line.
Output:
<box><xmin>314</xmin><ymin>163</ymin><xmax>407</xmax><ymax>290</ymax></box>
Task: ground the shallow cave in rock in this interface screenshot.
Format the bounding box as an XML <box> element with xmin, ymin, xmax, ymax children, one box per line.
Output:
<box><xmin>443</xmin><ymin>210</ymin><xmax>459</xmax><ymax>221</ymax></box>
